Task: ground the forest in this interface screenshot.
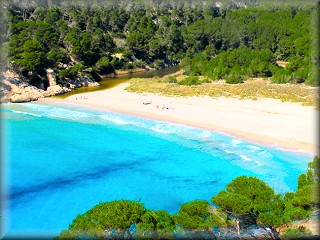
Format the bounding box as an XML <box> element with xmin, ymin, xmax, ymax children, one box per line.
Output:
<box><xmin>56</xmin><ymin>156</ymin><xmax>319</xmax><ymax>239</ymax></box>
<box><xmin>0</xmin><ymin>0</ymin><xmax>319</xmax><ymax>90</ymax></box>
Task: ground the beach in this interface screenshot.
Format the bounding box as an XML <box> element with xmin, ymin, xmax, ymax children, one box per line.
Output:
<box><xmin>39</xmin><ymin>83</ymin><xmax>319</xmax><ymax>155</ymax></box>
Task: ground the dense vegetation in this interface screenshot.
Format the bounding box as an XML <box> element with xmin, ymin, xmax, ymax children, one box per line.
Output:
<box><xmin>180</xmin><ymin>7</ymin><xmax>319</xmax><ymax>85</ymax></box>
<box><xmin>56</xmin><ymin>156</ymin><xmax>319</xmax><ymax>239</ymax></box>
<box><xmin>1</xmin><ymin>0</ymin><xmax>318</xmax><ymax>91</ymax></box>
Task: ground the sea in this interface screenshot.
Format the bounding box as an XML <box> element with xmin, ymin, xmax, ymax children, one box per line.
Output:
<box><xmin>0</xmin><ymin>101</ymin><xmax>313</xmax><ymax>238</ymax></box>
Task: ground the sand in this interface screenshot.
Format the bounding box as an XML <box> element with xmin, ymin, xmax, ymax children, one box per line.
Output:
<box><xmin>39</xmin><ymin>83</ymin><xmax>319</xmax><ymax>156</ymax></box>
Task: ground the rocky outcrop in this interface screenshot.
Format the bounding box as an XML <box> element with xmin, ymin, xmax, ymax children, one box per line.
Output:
<box><xmin>0</xmin><ymin>70</ymin><xmax>71</xmax><ymax>103</ymax></box>
<box><xmin>68</xmin><ymin>76</ymin><xmax>100</xmax><ymax>89</ymax></box>
<box><xmin>1</xmin><ymin>77</ymin><xmax>45</xmax><ymax>103</ymax></box>
<box><xmin>175</xmin><ymin>226</ymin><xmax>276</xmax><ymax>240</ymax></box>
<box><xmin>44</xmin><ymin>85</ymin><xmax>71</xmax><ymax>97</ymax></box>
<box><xmin>0</xmin><ymin>69</ymin><xmax>101</xmax><ymax>103</ymax></box>
<box><xmin>46</xmin><ymin>68</ymin><xmax>58</xmax><ymax>87</ymax></box>
<box><xmin>44</xmin><ymin>68</ymin><xmax>71</xmax><ymax>97</ymax></box>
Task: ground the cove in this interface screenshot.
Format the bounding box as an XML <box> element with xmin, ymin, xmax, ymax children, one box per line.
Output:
<box><xmin>1</xmin><ymin>102</ymin><xmax>311</xmax><ymax>238</ymax></box>
<box><xmin>57</xmin><ymin>65</ymin><xmax>181</xmax><ymax>98</ymax></box>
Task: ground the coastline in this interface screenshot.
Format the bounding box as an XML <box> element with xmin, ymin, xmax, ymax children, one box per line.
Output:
<box><xmin>38</xmin><ymin>83</ymin><xmax>319</xmax><ymax>156</ymax></box>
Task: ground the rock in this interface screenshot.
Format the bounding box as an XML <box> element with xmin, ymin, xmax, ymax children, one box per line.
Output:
<box><xmin>69</xmin><ymin>76</ymin><xmax>100</xmax><ymax>88</ymax></box>
<box><xmin>9</xmin><ymin>85</ymin><xmax>45</xmax><ymax>103</ymax></box>
<box><xmin>0</xmin><ymin>74</ymin><xmax>45</xmax><ymax>103</ymax></box>
<box><xmin>86</xmin><ymin>81</ymin><xmax>100</xmax><ymax>87</ymax></box>
<box><xmin>46</xmin><ymin>68</ymin><xmax>57</xmax><ymax>86</ymax></box>
<box><xmin>0</xmin><ymin>70</ymin><xmax>98</xmax><ymax>103</ymax></box>
<box><xmin>44</xmin><ymin>85</ymin><xmax>71</xmax><ymax>97</ymax></box>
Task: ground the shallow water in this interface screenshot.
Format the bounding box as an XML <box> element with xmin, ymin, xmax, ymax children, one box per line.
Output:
<box><xmin>1</xmin><ymin>102</ymin><xmax>312</xmax><ymax>238</ymax></box>
<box><xmin>57</xmin><ymin>65</ymin><xmax>181</xmax><ymax>98</ymax></box>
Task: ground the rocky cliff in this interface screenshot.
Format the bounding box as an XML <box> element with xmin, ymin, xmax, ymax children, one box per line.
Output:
<box><xmin>0</xmin><ymin>69</ymin><xmax>99</xmax><ymax>103</ymax></box>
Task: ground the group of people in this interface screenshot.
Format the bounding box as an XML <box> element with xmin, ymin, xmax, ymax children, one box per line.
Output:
<box><xmin>156</xmin><ymin>104</ymin><xmax>174</xmax><ymax>110</ymax></box>
<box><xmin>143</xmin><ymin>100</ymin><xmax>174</xmax><ymax>110</ymax></box>
<box><xmin>75</xmin><ymin>95</ymin><xmax>88</xmax><ymax>100</ymax></box>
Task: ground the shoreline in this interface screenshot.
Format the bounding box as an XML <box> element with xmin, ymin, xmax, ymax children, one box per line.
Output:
<box><xmin>38</xmin><ymin>83</ymin><xmax>319</xmax><ymax>156</ymax></box>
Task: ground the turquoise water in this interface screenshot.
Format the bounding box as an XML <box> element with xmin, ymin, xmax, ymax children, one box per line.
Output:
<box><xmin>1</xmin><ymin>102</ymin><xmax>312</xmax><ymax>238</ymax></box>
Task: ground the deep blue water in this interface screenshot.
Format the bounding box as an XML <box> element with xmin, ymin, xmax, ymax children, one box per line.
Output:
<box><xmin>0</xmin><ymin>102</ymin><xmax>312</xmax><ymax>238</ymax></box>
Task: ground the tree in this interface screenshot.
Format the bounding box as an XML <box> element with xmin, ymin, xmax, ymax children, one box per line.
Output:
<box><xmin>15</xmin><ymin>39</ymin><xmax>45</xmax><ymax>71</ymax></box>
<box><xmin>173</xmin><ymin>200</ymin><xmax>214</xmax><ymax>230</ymax></box>
<box><xmin>57</xmin><ymin>200</ymin><xmax>146</xmax><ymax>239</ymax></box>
<box><xmin>212</xmin><ymin>176</ymin><xmax>278</xmax><ymax>226</ymax></box>
<box><xmin>135</xmin><ymin>210</ymin><xmax>175</xmax><ymax>239</ymax></box>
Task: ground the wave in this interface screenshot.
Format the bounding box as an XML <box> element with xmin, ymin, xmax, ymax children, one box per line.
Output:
<box><xmin>240</xmin><ymin>154</ymin><xmax>252</xmax><ymax>161</ymax></box>
<box><xmin>223</xmin><ymin>149</ymin><xmax>234</xmax><ymax>154</ymax></box>
<box><xmin>100</xmin><ymin>115</ymin><xmax>133</xmax><ymax>125</ymax></box>
<box><xmin>19</xmin><ymin>103</ymin><xmax>95</xmax><ymax>121</ymax></box>
<box><xmin>150</xmin><ymin>127</ymin><xmax>171</xmax><ymax>134</ymax></box>
<box><xmin>248</xmin><ymin>145</ymin><xmax>263</xmax><ymax>151</ymax></box>
<box><xmin>231</xmin><ymin>139</ymin><xmax>243</xmax><ymax>145</ymax></box>
<box><xmin>11</xmin><ymin>110</ymin><xmax>42</xmax><ymax>118</ymax></box>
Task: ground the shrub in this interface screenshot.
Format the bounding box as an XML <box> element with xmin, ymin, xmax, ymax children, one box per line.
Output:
<box><xmin>178</xmin><ymin>76</ymin><xmax>201</xmax><ymax>86</ymax></box>
<box><xmin>173</xmin><ymin>200</ymin><xmax>213</xmax><ymax>230</ymax></box>
<box><xmin>225</xmin><ymin>74</ymin><xmax>244</xmax><ymax>84</ymax></box>
<box><xmin>165</xmin><ymin>76</ymin><xmax>177</xmax><ymax>83</ymax></box>
<box><xmin>281</xmin><ymin>227</ymin><xmax>312</xmax><ymax>239</ymax></box>
<box><xmin>95</xmin><ymin>56</ymin><xmax>114</xmax><ymax>74</ymax></box>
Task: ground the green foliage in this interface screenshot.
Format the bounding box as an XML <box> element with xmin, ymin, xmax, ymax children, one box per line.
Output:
<box><xmin>57</xmin><ymin>200</ymin><xmax>145</xmax><ymax>239</ymax></box>
<box><xmin>94</xmin><ymin>56</ymin><xmax>114</xmax><ymax>74</ymax></box>
<box><xmin>173</xmin><ymin>200</ymin><xmax>214</xmax><ymax>230</ymax></box>
<box><xmin>135</xmin><ymin>210</ymin><xmax>175</xmax><ymax>239</ymax></box>
<box><xmin>165</xmin><ymin>76</ymin><xmax>177</xmax><ymax>83</ymax></box>
<box><xmin>211</xmin><ymin>191</ymin><xmax>253</xmax><ymax>215</ymax></box>
<box><xmin>5</xmin><ymin>3</ymin><xmax>317</xmax><ymax>87</ymax></box>
<box><xmin>14</xmin><ymin>40</ymin><xmax>45</xmax><ymax>71</ymax></box>
<box><xmin>46</xmin><ymin>48</ymin><xmax>67</xmax><ymax>65</ymax></box>
<box><xmin>225</xmin><ymin>73</ymin><xmax>244</xmax><ymax>84</ymax></box>
<box><xmin>58</xmin><ymin>63</ymin><xmax>84</xmax><ymax>79</ymax></box>
<box><xmin>294</xmin><ymin>155</ymin><xmax>319</xmax><ymax>208</ymax></box>
<box><xmin>212</xmin><ymin>176</ymin><xmax>283</xmax><ymax>228</ymax></box>
<box><xmin>178</xmin><ymin>76</ymin><xmax>201</xmax><ymax>86</ymax></box>
<box><xmin>281</xmin><ymin>227</ymin><xmax>312</xmax><ymax>239</ymax></box>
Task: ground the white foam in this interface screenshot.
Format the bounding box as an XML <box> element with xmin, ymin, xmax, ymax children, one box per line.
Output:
<box><xmin>255</xmin><ymin>160</ymin><xmax>263</xmax><ymax>166</ymax></box>
<box><xmin>231</xmin><ymin>139</ymin><xmax>242</xmax><ymax>145</ymax></box>
<box><xmin>47</xmin><ymin>109</ymin><xmax>93</xmax><ymax>120</ymax></box>
<box><xmin>11</xmin><ymin>110</ymin><xmax>42</xmax><ymax>118</ymax></box>
<box><xmin>248</xmin><ymin>145</ymin><xmax>263</xmax><ymax>151</ymax></box>
<box><xmin>150</xmin><ymin>127</ymin><xmax>171</xmax><ymax>134</ymax></box>
<box><xmin>19</xmin><ymin>103</ymin><xmax>94</xmax><ymax>121</ymax></box>
<box><xmin>223</xmin><ymin>149</ymin><xmax>234</xmax><ymax>154</ymax></box>
<box><xmin>200</xmin><ymin>131</ymin><xmax>212</xmax><ymax>138</ymax></box>
<box><xmin>240</xmin><ymin>155</ymin><xmax>252</xmax><ymax>161</ymax></box>
<box><xmin>100</xmin><ymin>115</ymin><xmax>132</xmax><ymax>125</ymax></box>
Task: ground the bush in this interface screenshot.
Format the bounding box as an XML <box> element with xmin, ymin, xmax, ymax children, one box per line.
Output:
<box><xmin>58</xmin><ymin>63</ymin><xmax>85</xmax><ymax>79</ymax></box>
<box><xmin>165</xmin><ymin>76</ymin><xmax>177</xmax><ymax>83</ymax></box>
<box><xmin>95</xmin><ymin>56</ymin><xmax>114</xmax><ymax>74</ymax></box>
<box><xmin>281</xmin><ymin>227</ymin><xmax>312</xmax><ymax>239</ymax></box>
<box><xmin>225</xmin><ymin>74</ymin><xmax>244</xmax><ymax>84</ymax></box>
<box><xmin>271</xmin><ymin>69</ymin><xmax>291</xmax><ymax>83</ymax></box>
<box><xmin>173</xmin><ymin>200</ymin><xmax>213</xmax><ymax>230</ymax></box>
<box><xmin>178</xmin><ymin>76</ymin><xmax>201</xmax><ymax>85</ymax></box>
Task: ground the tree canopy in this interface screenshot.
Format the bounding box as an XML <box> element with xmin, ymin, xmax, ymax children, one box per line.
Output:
<box><xmin>2</xmin><ymin>0</ymin><xmax>318</xmax><ymax>89</ymax></box>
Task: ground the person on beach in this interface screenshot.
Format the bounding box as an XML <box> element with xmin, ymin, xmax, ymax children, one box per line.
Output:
<box><xmin>143</xmin><ymin>100</ymin><xmax>152</xmax><ymax>105</ymax></box>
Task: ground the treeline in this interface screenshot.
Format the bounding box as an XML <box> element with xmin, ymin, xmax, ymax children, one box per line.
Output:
<box><xmin>180</xmin><ymin>7</ymin><xmax>318</xmax><ymax>85</ymax></box>
<box><xmin>1</xmin><ymin>0</ymin><xmax>318</xmax><ymax>90</ymax></box>
<box><xmin>56</xmin><ymin>156</ymin><xmax>319</xmax><ymax>240</ymax></box>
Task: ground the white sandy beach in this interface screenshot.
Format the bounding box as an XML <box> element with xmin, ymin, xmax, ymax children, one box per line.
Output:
<box><xmin>39</xmin><ymin>83</ymin><xmax>319</xmax><ymax>155</ymax></box>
